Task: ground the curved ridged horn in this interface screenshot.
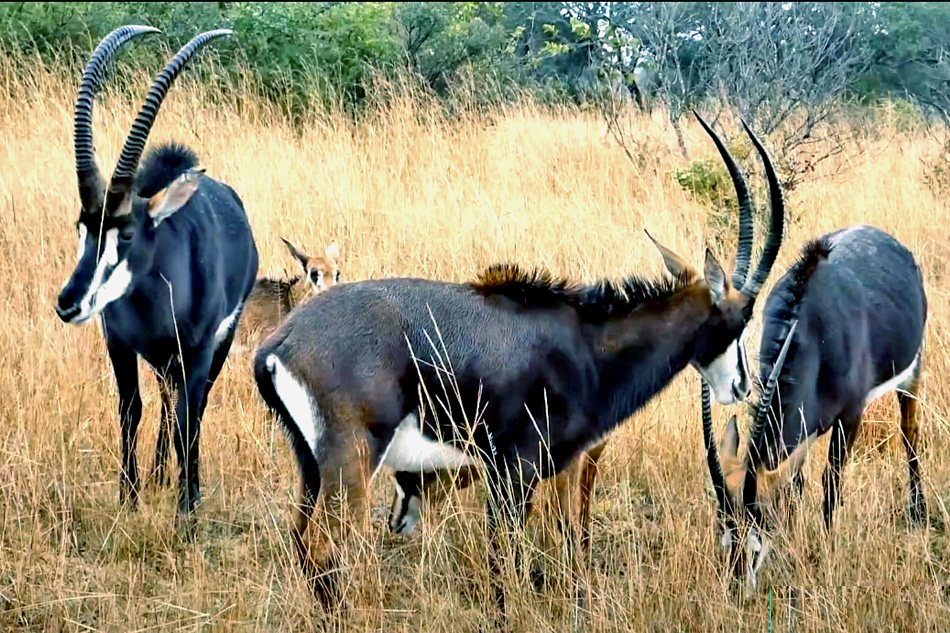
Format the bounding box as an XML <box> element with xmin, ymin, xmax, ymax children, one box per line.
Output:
<box><xmin>693</xmin><ymin>111</ymin><xmax>754</xmax><ymax>290</ymax></box>
<box><xmin>74</xmin><ymin>25</ymin><xmax>160</xmax><ymax>211</ymax></box>
<box><xmin>106</xmin><ymin>29</ymin><xmax>232</xmax><ymax>214</ymax></box>
<box><xmin>749</xmin><ymin>319</ymin><xmax>798</xmax><ymax>474</ymax></box>
<box><xmin>702</xmin><ymin>379</ymin><xmax>732</xmax><ymax>518</ymax></box>
<box><xmin>742</xmin><ymin>318</ymin><xmax>798</xmax><ymax>512</ymax></box>
<box><xmin>739</xmin><ymin>119</ymin><xmax>785</xmax><ymax>298</ymax></box>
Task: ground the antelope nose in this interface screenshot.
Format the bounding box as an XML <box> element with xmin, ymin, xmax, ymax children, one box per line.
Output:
<box><xmin>55</xmin><ymin>296</ymin><xmax>80</xmax><ymax>323</ymax></box>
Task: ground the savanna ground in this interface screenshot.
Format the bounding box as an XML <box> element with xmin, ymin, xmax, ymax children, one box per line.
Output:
<box><xmin>2</xmin><ymin>58</ymin><xmax>950</xmax><ymax>633</ymax></box>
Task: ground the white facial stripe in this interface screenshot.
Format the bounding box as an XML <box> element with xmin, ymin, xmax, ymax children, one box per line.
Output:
<box><xmin>90</xmin><ymin>260</ymin><xmax>132</xmax><ymax>314</ymax></box>
<box><xmin>309</xmin><ymin>270</ymin><xmax>325</xmax><ymax>293</ymax></box>
<box><xmin>215</xmin><ymin>302</ymin><xmax>243</xmax><ymax>345</ymax></box>
<box><xmin>379</xmin><ymin>414</ymin><xmax>473</xmax><ymax>473</ymax></box>
<box><xmin>738</xmin><ymin>328</ymin><xmax>751</xmax><ymax>375</ymax></box>
<box><xmin>266</xmin><ymin>354</ymin><xmax>324</xmax><ymax>455</ymax></box>
<box><xmin>76</xmin><ymin>224</ymin><xmax>88</xmax><ymax>262</ymax></box>
<box><xmin>700</xmin><ymin>339</ymin><xmax>742</xmax><ymax>405</ymax></box>
<box><xmin>75</xmin><ymin>229</ymin><xmax>123</xmax><ymax>321</ymax></box>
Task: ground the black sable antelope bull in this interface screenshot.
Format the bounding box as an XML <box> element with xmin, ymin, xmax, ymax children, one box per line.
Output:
<box><xmin>701</xmin><ymin>224</ymin><xmax>928</xmax><ymax>592</ymax></box>
<box><xmin>253</xmin><ymin>112</ymin><xmax>786</xmax><ymax>615</ymax></box>
<box><xmin>54</xmin><ymin>26</ymin><xmax>258</xmax><ymax>534</ymax></box>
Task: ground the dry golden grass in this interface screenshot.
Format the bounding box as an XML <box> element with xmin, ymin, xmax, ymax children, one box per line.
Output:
<box><xmin>2</xmin><ymin>58</ymin><xmax>950</xmax><ymax>632</ymax></box>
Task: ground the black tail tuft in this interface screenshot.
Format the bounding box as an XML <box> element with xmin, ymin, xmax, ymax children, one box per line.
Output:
<box><xmin>135</xmin><ymin>142</ymin><xmax>200</xmax><ymax>198</ymax></box>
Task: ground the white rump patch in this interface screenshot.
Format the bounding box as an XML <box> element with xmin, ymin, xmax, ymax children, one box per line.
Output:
<box><xmin>215</xmin><ymin>302</ymin><xmax>242</xmax><ymax>345</ymax></box>
<box><xmin>74</xmin><ymin>229</ymin><xmax>132</xmax><ymax>324</ymax></box>
<box><xmin>266</xmin><ymin>354</ymin><xmax>323</xmax><ymax>455</ymax></box>
<box><xmin>76</xmin><ymin>224</ymin><xmax>87</xmax><ymax>262</ymax></box>
<box><xmin>379</xmin><ymin>414</ymin><xmax>474</xmax><ymax>473</ymax></box>
<box><xmin>866</xmin><ymin>351</ymin><xmax>920</xmax><ymax>405</ymax></box>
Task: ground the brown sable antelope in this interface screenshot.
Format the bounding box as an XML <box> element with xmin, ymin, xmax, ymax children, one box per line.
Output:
<box><xmin>252</xmin><ymin>112</ymin><xmax>786</xmax><ymax>619</ymax></box>
<box><xmin>701</xmin><ymin>224</ymin><xmax>928</xmax><ymax>592</ymax></box>
<box><xmin>229</xmin><ymin>238</ymin><xmax>342</xmax><ymax>354</ymax></box>
<box><xmin>53</xmin><ymin>26</ymin><xmax>257</xmax><ymax>535</ymax></box>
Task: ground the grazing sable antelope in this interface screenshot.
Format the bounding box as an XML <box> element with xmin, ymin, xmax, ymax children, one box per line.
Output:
<box><xmin>231</xmin><ymin>238</ymin><xmax>341</xmax><ymax>354</ymax></box>
<box><xmin>54</xmin><ymin>26</ymin><xmax>258</xmax><ymax>533</ymax></box>
<box><xmin>701</xmin><ymin>224</ymin><xmax>928</xmax><ymax>592</ymax></box>
<box><xmin>253</xmin><ymin>112</ymin><xmax>786</xmax><ymax>616</ymax></box>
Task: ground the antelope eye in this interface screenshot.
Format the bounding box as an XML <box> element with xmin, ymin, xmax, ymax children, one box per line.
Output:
<box><xmin>119</xmin><ymin>230</ymin><xmax>135</xmax><ymax>242</ymax></box>
<box><xmin>333</xmin><ymin>270</ymin><xmax>341</xmax><ymax>283</ymax></box>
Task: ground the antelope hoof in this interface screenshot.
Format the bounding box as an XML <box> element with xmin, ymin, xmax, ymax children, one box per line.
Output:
<box><xmin>149</xmin><ymin>464</ymin><xmax>170</xmax><ymax>489</ymax></box>
<box><xmin>743</xmin><ymin>528</ymin><xmax>769</xmax><ymax>598</ymax></box>
<box><xmin>907</xmin><ymin>495</ymin><xmax>928</xmax><ymax>529</ymax></box>
<box><xmin>530</xmin><ymin>562</ymin><xmax>547</xmax><ymax>592</ymax></box>
<box><xmin>175</xmin><ymin>510</ymin><xmax>198</xmax><ymax>541</ymax></box>
<box><xmin>175</xmin><ymin>493</ymin><xmax>200</xmax><ymax>541</ymax></box>
<box><xmin>119</xmin><ymin>479</ymin><xmax>140</xmax><ymax>510</ymax></box>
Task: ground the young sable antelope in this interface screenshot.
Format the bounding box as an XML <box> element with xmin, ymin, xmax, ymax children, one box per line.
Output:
<box><xmin>230</xmin><ymin>238</ymin><xmax>341</xmax><ymax>353</ymax></box>
<box><xmin>253</xmin><ymin>112</ymin><xmax>786</xmax><ymax>619</ymax></box>
<box><xmin>53</xmin><ymin>26</ymin><xmax>257</xmax><ymax>534</ymax></box>
<box><xmin>702</xmin><ymin>224</ymin><xmax>928</xmax><ymax>592</ymax></box>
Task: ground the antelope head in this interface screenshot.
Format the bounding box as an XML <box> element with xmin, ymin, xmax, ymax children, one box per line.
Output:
<box><xmin>647</xmin><ymin>112</ymin><xmax>786</xmax><ymax>406</ymax></box>
<box><xmin>55</xmin><ymin>27</ymin><xmax>232</xmax><ymax>325</ymax></box>
<box><xmin>703</xmin><ymin>319</ymin><xmax>800</xmax><ymax>594</ymax></box>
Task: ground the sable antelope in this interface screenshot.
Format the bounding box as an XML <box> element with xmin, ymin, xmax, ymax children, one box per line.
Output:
<box><xmin>54</xmin><ymin>26</ymin><xmax>258</xmax><ymax>534</ymax></box>
<box><xmin>701</xmin><ymin>224</ymin><xmax>928</xmax><ymax>592</ymax></box>
<box><xmin>252</xmin><ymin>112</ymin><xmax>785</xmax><ymax>617</ymax></box>
<box><xmin>231</xmin><ymin>238</ymin><xmax>341</xmax><ymax>354</ymax></box>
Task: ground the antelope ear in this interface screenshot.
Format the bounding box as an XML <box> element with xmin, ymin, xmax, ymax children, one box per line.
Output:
<box><xmin>721</xmin><ymin>415</ymin><xmax>740</xmax><ymax>458</ymax></box>
<box><xmin>704</xmin><ymin>249</ymin><xmax>727</xmax><ymax>302</ymax></box>
<box><xmin>645</xmin><ymin>230</ymin><xmax>697</xmax><ymax>279</ymax></box>
<box><xmin>281</xmin><ymin>237</ymin><xmax>310</xmax><ymax>271</ymax></box>
<box><xmin>148</xmin><ymin>168</ymin><xmax>204</xmax><ymax>225</ymax></box>
<box><xmin>325</xmin><ymin>241</ymin><xmax>340</xmax><ymax>262</ymax></box>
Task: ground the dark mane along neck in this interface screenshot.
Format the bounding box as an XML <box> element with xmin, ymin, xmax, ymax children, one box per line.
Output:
<box><xmin>472</xmin><ymin>262</ymin><xmax>707</xmax><ymax>434</ymax></box>
<box><xmin>470</xmin><ymin>262</ymin><xmax>696</xmax><ymax>322</ymax></box>
<box><xmin>758</xmin><ymin>237</ymin><xmax>830</xmax><ymax>379</ymax></box>
<box><xmin>254</xmin><ymin>276</ymin><xmax>299</xmax><ymax>305</ymax></box>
